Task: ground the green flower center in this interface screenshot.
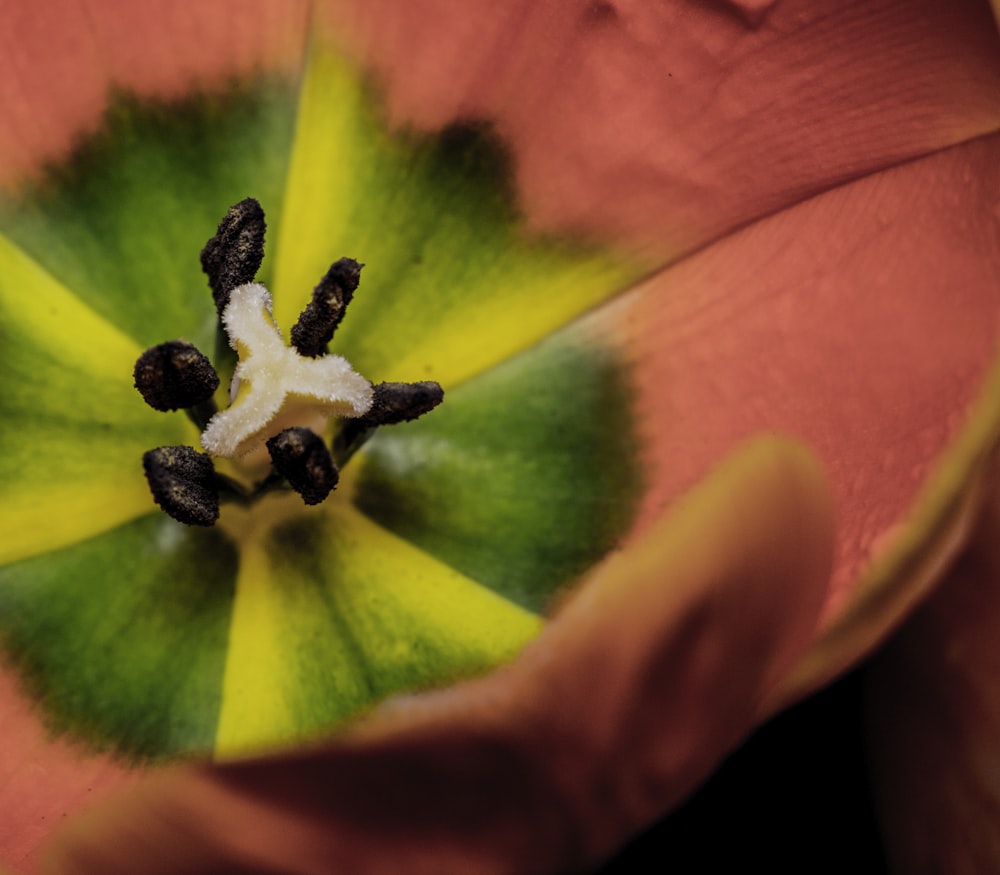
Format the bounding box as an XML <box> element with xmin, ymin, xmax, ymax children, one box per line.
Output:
<box><xmin>0</xmin><ymin>47</ymin><xmax>644</xmax><ymax>760</ymax></box>
<box><xmin>135</xmin><ymin>199</ymin><xmax>443</xmax><ymax>526</ymax></box>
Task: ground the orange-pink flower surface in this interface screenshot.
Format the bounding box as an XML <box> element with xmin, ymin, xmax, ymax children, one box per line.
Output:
<box><xmin>0</xmin><ymin>1</ymin><xmax>998</xmax><ymax>872</ymax></box>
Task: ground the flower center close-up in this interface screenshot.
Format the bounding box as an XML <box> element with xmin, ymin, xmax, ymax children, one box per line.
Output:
<box><xmin>134</xmin><ymin>197</ymin><xmax>445</xmax><ymax>527</ymax></box>
<box><xmin>0</xmin><ymin>37</ymin><xmax>643</xmax><ymax>761</ymax></box>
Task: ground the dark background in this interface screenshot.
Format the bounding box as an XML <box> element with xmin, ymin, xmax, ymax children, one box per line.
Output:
<box><xmin>597</xmin><ymin>664</ymin><xmax>888</xmax><ymax>873</ymax></box>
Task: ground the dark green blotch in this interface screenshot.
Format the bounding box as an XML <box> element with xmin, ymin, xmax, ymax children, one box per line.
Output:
<box><xmin>324</xmin><ymin>120</ymin><xmax>638</xmax><ymax>381</ymax></box>
<box><xmin>354</xmin><ymin>339</ymin><xmax>642</xmax><ymax>613</ymax></box>
<box><xmin>0</xmin><ymin>516</ymin><xmax>237</xmax><ymax>760</ymax></box>
<box><xmin>0</xmin><ymin>78</ymin><xmax>297</xmax><ymax>351</ymax></box>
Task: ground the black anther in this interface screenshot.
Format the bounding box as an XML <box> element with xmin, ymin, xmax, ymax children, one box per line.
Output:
<box><xmin>290</xmin><ymin>258</ymin><xmax>363</xmax><ymax>357</ymax></box>
<box><xmin>142</xmin><ymin>446</ymin><xmax>220</xmax><ymax>526</ymax></box>
<box><xmin>200</xmin><ymin>198</ymin><xmax>266</xmax><ymax>317</ymax></box>
<box><xmin>362</xmin><ymin>381</ymin><xmax>445</xmax><ymax>425</ymax></box>
<box><xmin>133</xmin><ymin>341</ymin><xmax>220</xmax><ymax>412</ymax></box>
<box><xmin>266</xmin><ymin>427</ymin><xmax>339</xmax><ymax>505</ymax></box>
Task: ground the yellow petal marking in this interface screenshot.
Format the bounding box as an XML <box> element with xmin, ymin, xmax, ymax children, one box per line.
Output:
<box><xmin>214</xmin><ymin>496</ymin><xmax>542</xmax><ymax>758</ymax></box>
<box><xmin>0</xmin><ymin>233</ymin><xmax>191</xmax><ymax>564</ymax></box>
<box><xmin>271</xmin><ymin>38</ymin><xmax>640</xmax><ymax>389</ymax></box>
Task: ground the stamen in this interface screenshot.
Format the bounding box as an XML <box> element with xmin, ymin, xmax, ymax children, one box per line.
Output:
<box><xmin>133</xmin><ymin>341</ymin><xmax>220</xmax><ymax>412</ymax></box>
<box><xmin>200</xmin><ymin>198</ymin><xmax>266</xmax><ymax>317</ymax></box>
<box><xmin>333</xmin><ymin>381</ymin><xmax>444</xmax><ymax>465</ymax></box>
<box><xmin>290</xmin><ymin>258</ymin><xmax>363</xmax><ymax>357</ymax></box>
<box><xmin>363</xmin><ymin>381</ymin><xmax>445</xmax><ymax>425</ymax></box>
<box><xmin>266</xmin><ymin>427</ymin><xmax>339</xmax><ymax>505</ymax></box>
<box><xmin>142</xmin><ymin>446</ymin><xmax>220</xmax><ymax>527</ymax></box>
<box><xmin>200</xmin><ymin>283</ymin><xmax>373</xmax><ymax>459</ymax></box>
<box><xmin>134</xmin><ymin>199</ymin><xmax>447</xmax><ymax>526</ymax></box>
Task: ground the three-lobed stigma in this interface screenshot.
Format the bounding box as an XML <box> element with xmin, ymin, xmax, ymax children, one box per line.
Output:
<box><xmin>199</xmin><ymin>282</ymin><xmax>373</xmax><ymax>459</ymax></box>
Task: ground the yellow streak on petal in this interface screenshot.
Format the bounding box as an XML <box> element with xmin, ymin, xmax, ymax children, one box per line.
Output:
<box><xmin>0</xmin><ymin>236</ymin><xmax>141</xmax><ymax>382</ymax></box>
<box><xmin>0</xmin><ymin>234</ymin><xmax>190</xmax><ymax>565</ymax></box>
<box><xmin>0</xmin><ymin>482</ymin><xmax>153</xmax><ymax>567</ymax></box>
<box><xmin>214</xmin><ymin>496</ymin><xmax>542</xmax><ymax>758</ymax></box>
<box><xmin>271</xmin><ymin>36</ymin><xmax>639</xmax><ymax>389</ymax></box>
<box><xmin>212</xmin><ymin>520</ymin><xmax>319</xmax><ymax>754</ymax></box>
<box><xmin>270</xmin><ymin>42</ymin><xmax>361</xmax><ymax>330</ymax></box>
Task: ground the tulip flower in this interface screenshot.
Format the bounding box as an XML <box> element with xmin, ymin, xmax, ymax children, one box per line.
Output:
<box><xmin>0</xmin><ymin>1</ymin><xmax>999</xmax><ymax>873</ymax></box>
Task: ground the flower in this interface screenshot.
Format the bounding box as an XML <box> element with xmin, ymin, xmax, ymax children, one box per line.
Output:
<box><xmin>1</xmin><ymin>1</ymin><xmax>999</xmax><ymax>872</ymax></box>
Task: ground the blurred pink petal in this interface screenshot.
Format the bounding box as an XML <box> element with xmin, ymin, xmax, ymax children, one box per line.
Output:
<box><xmin>0</xmin><ymin>0</ymin><xmax>309</xmax><ymax>187</ymax></box>
<box><xmin>0</xmin><ymin>672</ymin><xmax>136</xmax><ymax>874</ymax></box>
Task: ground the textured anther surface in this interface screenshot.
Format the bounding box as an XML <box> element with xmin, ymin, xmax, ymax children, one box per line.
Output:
<box><xmin>266</xmin><ymin>427</ymin><xmax>339</xmax><ymax>505</ymax></box>
<box><xmin>142</xmin><ymin>446</ymin><xmax>220</xmax><ymax>526</ymax></box>
<box><xmin>133</xmin><ymin>341</ymin><xmax>220</xmax><ymax>412</ymax></box>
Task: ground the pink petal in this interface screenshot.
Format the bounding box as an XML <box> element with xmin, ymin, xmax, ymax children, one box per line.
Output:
<box><xmin>0</xmin><ymin>0</ymin><xmax>309</xmax><ymax>186</ymax></box>
<box><xmin>323</xmin><ymin>0</ymin><xmax>1000</xmax><ymax>260</ymax></box>
<box><xmin>0</xmin><ymin>668</ymin><xmax>137</xmax><ymax>873</ymax></box>
<box><xmin>575</xmin><ymin>131</ymin><xmax>1000</xmax><ymax>694</ymax></box>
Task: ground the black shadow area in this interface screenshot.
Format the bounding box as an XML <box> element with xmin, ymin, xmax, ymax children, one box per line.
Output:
<box><xmin>596</xmin><ymin>665</ymin><xmax>887</xmax><ymax>874</ymax></box>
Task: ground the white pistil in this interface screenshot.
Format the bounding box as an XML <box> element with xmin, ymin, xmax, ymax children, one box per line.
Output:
<box><xmin>200</xmin><ymin>283</ymin><xmax>373</xmax><ymax>458</ymax></box>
